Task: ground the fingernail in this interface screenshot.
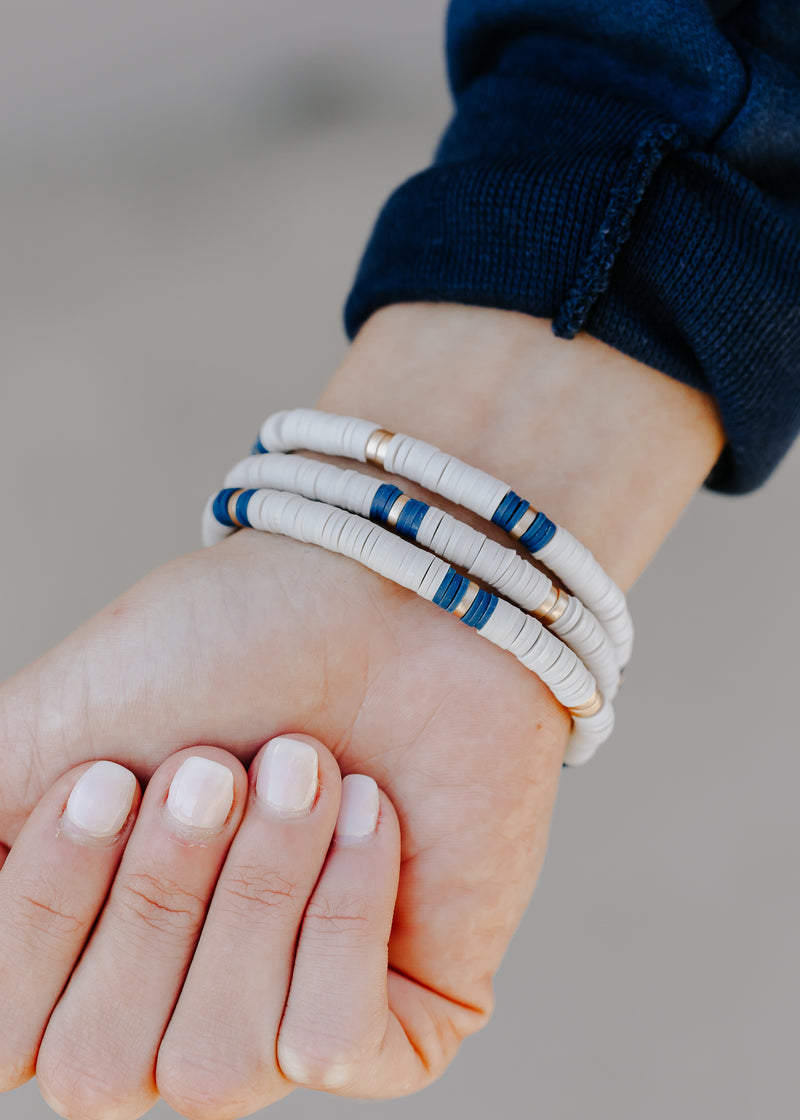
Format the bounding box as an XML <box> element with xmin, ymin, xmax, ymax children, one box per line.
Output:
<box><xmin>256</xmin><ymin>737</ymin><xmax>319</xmax><ymax>816</ymax></box>
<box><xmin>65</xmin><ymin>761</ymin><xmax>137</xmax><ymax>839</ymax></box>
<box><xmin>167</xmin><ymin>757</ymin><xmax>234</xmax><ymax>831</ymax></box>
<box><xmin>335</xmin><ymin>774</ymin><xmax>379</xmax><ymax>843</ymax></box>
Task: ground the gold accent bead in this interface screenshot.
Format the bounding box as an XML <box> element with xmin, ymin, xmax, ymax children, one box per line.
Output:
<box><xmin>509</xmin><ymin>506</ymin><xmax>538</xmax><ymax>541</ymax></box>
<box><xmin>452</xmin><ymin>580</ymin><xmax>481</xmax><ymax>619</ymax></box>
<box><xmin>571</xmin><ymin>691</ymin><xmax>603</xmax><ymax>719</ymax></box>
<box><xmin>535</xmin><ymin>588</ymin><xmax>570</xmax><ymax>625</ymax></box>
<box><xmin>532</xmin><ymin>587</ymin><xmax>558</xmax><ymax>620</ymax></box>
<box><xmin>227</xmin><ymin>489</ymin><xmax>245</xmax><ymax>528</ymax></box>
<box><xmin>386</xmin><ymin>493</ymin><xmax>412</xmax><ymax>528</ymax></box>
<box><xmin>365</xmin><ymin>428</ymin><xmax>395</xmax><ymax>468</ymax></box>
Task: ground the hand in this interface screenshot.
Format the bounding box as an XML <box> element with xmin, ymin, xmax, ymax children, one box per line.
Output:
<box><xmin>2</xmin><ymin>736</ymin><xmax>402</xmax><ymax>1120</ymax></box>
<box><xmin>0</xmin><ymin>525</ymin><xmax>567</xmax><ymax>1115</ymax></box>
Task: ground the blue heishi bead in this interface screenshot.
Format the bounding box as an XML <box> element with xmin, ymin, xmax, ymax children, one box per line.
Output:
<box><xmin>462</xmin><ymin>588</ymin><xmax>495</xmax><ymax>628</ymax></box>
<box><xmin>473</xmin><ymin>593</ymin><xmax>498</xmax><ymax>630</ymax></box>
<box><xmin>212</xmin><ymin>488</ymin><xmax>239</xmax><ymax>527</ymax></box>
<box><xmin>507</xmin><ymin>500</ymin><xmax>531</xmax><ymax>532</ymax></box>
<box><xmin>434</xmin><ymin>569</ymin><xmax>462</xmax><ymax>609</ymax></box>
<box><xmin>433</xmin><ymin>567</ymin><xmax>468</xmax><ymax>611</ymax></box>
<box><xmin>396</xmin><ymin>498</ymin><xmax>429</xmax><ymax>539</ymax></box>
<box><xmin>235</xmin><ymin>489</ymin><xmax>257</xmax><ymax>528</ymax></box>
<box><xmin>443</xmin><ymin>573</ymin><xmax>470</xmax><ymax>611</ymax></box>
<box><xmin>519</xmin><ymin>511</ymin><xmax>556</xmax><ymax>552</ymax></box>
<box><xmin>251</xmin><ymin>436</ymin><xmax>268</xmax><ymax>455</ymax></box>
<box><xmin>491</xmin><ymin>489</ymin><xmax>529</xmax><ymax>531</ymax></box>
<box><xmin>433</xmin><ymin>567</ymin><xmax>458</xmax><ymax>607</ymax></box>
<box><xmin>369</xmin><ymin>483</ymin><xmax>403</xmax><ymax>523</ymax></box>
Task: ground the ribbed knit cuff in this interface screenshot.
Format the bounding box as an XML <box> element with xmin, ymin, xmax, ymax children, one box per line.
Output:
<box><xmin>344</xmin><ymin>77</ymin><xmax>800</xmax><ymax>494</ymax></box>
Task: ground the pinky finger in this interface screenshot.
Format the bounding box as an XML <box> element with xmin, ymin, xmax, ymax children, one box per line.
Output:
<box><xmin>0</xmin><ymin>761</ymin><xmax>139</xmax><ymax>1090</ymax></box>
<box><xmin>277</xmin><ymin>775</ymin><xmax>439</xmax><ymax>1097</ymax></box>
<box><xmin>277</xmin><ymin>775</ymin><xmax>420</xmax><ymax>1097</ymax></box>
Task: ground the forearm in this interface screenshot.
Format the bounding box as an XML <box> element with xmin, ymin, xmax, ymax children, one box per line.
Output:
<box><xmin>317</xmin><ymin>302</ymin><xmax>725</xmax><ymax>591</ymax></box>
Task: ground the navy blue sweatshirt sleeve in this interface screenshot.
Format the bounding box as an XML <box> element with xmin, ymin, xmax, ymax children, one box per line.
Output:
<box><xmin>343</xmin><ymin>1</ymin><xmax>800</xmax><ymax>494</ymax></box>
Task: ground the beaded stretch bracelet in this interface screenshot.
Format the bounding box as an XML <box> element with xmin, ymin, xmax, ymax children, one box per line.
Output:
<box><xmin>256</xmin><ymin>409</ymin><xmax>633</xmax><ymax>670</ymax></box>
<box><xmin>202</xmin><ymin>485</ymin><xmax>614</xmax><ymax>765</ymax></box>
<box><xmin>222</xmin><ymin>451</ymin><xmax>620</xmax><ymax>701</ymax></box>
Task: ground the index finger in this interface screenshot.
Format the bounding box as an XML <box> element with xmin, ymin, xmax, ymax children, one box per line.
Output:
<box><xmin>0</xmin><ymin>761</ymin><xmax>139</xmax><ymax>1091</ymax></box>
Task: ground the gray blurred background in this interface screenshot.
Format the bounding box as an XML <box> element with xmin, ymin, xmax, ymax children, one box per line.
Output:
<box><xmin>1</xmin><ymin>3</ymin><xmax>798</xmax><ymax>1118</ymax></box>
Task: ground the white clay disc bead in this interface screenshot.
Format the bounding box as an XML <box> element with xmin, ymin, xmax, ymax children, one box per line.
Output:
<box><xmin>549</xmin><ymin>597</ymin><xmax>619</xmax><ymax>701</ymax></box>
<box><xmin>260</xmin><ymin>409</ymin><xmax>379</xmax><ymax>462</ymax></box>
<box><xmin>421</xmin><ymin>445</ymin><xmax>507</xmax><ymax>515</ymax></box>
<box><xmin>478</xmin><ymin>596</ymin><xmax>528</xmax><ymax>651</ymax></box>
<box><xmin>564</xmin><ymin>702</ymin><xmax>615</xmax><ymax>765</ymax></box>
<box><xmin>508</xmin><ymin>620</ymin><xmax>596</xmax><ymax>708</ymax></box>
<box><xmin>481</xmin><ymin>585</ymin><xmax>613</xmax><ymax>762</ymax></box>
<box><xmin>536</xmin><ymin>529</ymin><xmax>633</xmax><ymax>668</ymax></box>
<box><xmin>420</xmin><ymin>508</ymin><xmax>483</xmax><ymax>570</ymax></box>
<box><xmin>385</xmin><ymin>435</ymin><xmax>444</xmax><ymax>489</ymax></box>
<box><xmin>225</xmin><ymin>454</ymin><xmax>381</xmax><ymax>520</ymax></box>
<box><xmin>201</xmin><ymin>495</ymin><xmax>235</xmax><ymax>548</ymax></box>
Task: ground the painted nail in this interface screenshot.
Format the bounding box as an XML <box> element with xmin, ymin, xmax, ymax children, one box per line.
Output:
<box><xmin>167</xmin><ymin>757</ymin><xmax>234</xmax><ymax>831</ymax></box>
<box><xmin>65</xmin><ymin>761</ymin><xmax>137</xmax><ymax>839</ymax></box>
<box><xmin>256</xmin><ymin>737</ymin><xmax>319</xmax><ymax>816</ymax></box>
<box><xmin>335</xmin><ymin>774</ymin><xmax>379</xmax><ymax>843</ymax></box>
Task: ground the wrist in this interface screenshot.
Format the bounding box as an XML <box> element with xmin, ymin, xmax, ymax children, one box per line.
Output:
<box><xmin>317</xmin><ymin>303</ymin><xmax>725</xmax><ymax>589</ymax></box>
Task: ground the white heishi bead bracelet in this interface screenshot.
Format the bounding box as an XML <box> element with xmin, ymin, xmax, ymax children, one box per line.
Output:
<box><xmin>222</xmin><ymin>451</ymin><xmax>620</xmax><ymax>702</ymax></box>
<box><xmin>202</xmin><ymin>486</ymin><xmax>614</xmax><ymax>765</ymax></box>
<box><xmin>257</xmin><ymin>408</ymin><xmax>634</xmax><ymax>670</ymax></box>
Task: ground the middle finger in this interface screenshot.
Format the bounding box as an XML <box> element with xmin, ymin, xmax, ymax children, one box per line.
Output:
<box><xmin>157</xmin><ymin>734</ymin><xmax>341</xmax><ymax>1119</ymax></box>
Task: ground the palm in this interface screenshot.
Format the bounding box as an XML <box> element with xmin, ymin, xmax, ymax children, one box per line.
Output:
<box><xmin>0</xmin><ymin>527</ymin><xmax>567</xmax><ymax>1069</ymax></box>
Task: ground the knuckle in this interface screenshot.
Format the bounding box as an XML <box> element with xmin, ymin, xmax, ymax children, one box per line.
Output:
<box><xmin>0</xmin><ymin>1054</ymin><xmax>34</xmax><ymax>1093</ymax></box>
<box><xmin>115</xmin><ymin>871</ymin><xmax>205</xmax><ymax>941</ymax></box>
<box><xmin>278</xmin><ymin>1014</ymin><xmax>381</xmax><ymax>1092</ymax></box>
<box><xmin>157</xmin><ymin>1047</ymin><xmax>259</xmax><ymax>1120</ymax></box>
<box><xmin>425</xmin><ymin>1002</ymin><xmax>487</xmax><ymax>1078</ymax></box>
<box><xmin>10</xmin><ymin>882</ymin><xmax>86</xmax><ymax>957</ymax></box>
<box><xmin>37</xmin><ymin>1051</ymin><xmax>128</xmax><ymax>1120</ymax></box>
<box><xmin>301</xmin><ymin>893</ymin><xmax>372</xmax><ymax>943</ymax></box>
<box><xmin>277</xmin><ymin>1031</ymin><xmax>361</xmax><ymax>1092</ymax></box>
<box><xmin>409</xmin><ymin>989</ymin><xmax>494</xmax><ymax>1084</ymax></box>
<box><xmin>217</xmin><ymin>865</ymin><xmax>299</xmax><ymax>931</ymax></box>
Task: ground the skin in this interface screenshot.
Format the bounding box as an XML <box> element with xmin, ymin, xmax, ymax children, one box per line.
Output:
<box><xmin>0</xmin><ymin>740</ymin><xmax>402</xmax><ymax>1120</ymax></box>
<box><xmin>0</xmin><ymin>304</ymin><xmax>726</xmax><ymax>1116</ymax></box>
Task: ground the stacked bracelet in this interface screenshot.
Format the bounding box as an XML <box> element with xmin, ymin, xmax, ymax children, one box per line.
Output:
<box><xmin>220</xmin><ymin>451</ymin><xmax>620</xmax><ymax>702</ymax></box>
<box><xmin>202</xmin><ymin>407</ymin><xmax>633</xmax><ymax>766</ymax></box>
<box><xmin>257</xmin><ymin>409</ymin><xmax>633</xmax><ymax>669</ymax></box>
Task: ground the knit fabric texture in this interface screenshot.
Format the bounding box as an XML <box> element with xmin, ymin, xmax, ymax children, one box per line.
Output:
<box><xmin>344</xmin><ymin>0</ymin><xmax>800</xmax><ymax>494</ymax></box>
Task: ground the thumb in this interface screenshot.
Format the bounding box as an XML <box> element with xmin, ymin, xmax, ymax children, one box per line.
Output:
<box><xmin>0</xmin><ymin>647</ymin><xmax>81</xmax><ymax>845</ymax></box>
